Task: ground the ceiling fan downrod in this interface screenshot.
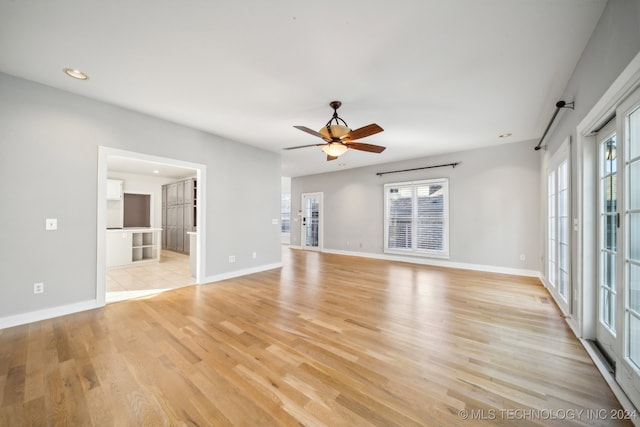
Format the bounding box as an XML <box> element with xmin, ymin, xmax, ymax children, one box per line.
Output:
<box><xmin>324</xmin><ymin>101</ymin><xmax>349</xmax><ymax>139</ymax></box>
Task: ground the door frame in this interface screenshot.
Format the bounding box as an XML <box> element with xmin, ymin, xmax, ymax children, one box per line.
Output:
<box><xmin>301</xmin><ymin>192</ymin><xmax>323</xmax><ymax>252</ymax></box>
<box><xmin>96</xmin><ymin>147</ymin><xmax>207</xmax><ymax>307</ymax></box>
<box><xmin>576</xmin><ymin>51</ymin><xmax>640</xmax><ymax>340</ymax></box>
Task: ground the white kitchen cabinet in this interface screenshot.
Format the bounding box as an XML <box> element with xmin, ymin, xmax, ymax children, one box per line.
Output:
<box><xmin>106</xmin><ymin>179</ymin><xmax>123</xmax><ymax>200</ymax></box>
<box><xmin>106</xmin><ymin>231</ymin><xmax>132</xmax><ymax>267</ymax></box>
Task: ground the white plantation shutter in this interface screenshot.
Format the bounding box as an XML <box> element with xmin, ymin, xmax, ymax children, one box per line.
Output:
<box><xmin>386</xmin><ymin>184</ymin><xmax>413</xmax><ymax>249</ymax></box>
<box><xmin>385</xmin><ymin>179</ymin><xmax>449</xmax><ymax>258</ymax></box>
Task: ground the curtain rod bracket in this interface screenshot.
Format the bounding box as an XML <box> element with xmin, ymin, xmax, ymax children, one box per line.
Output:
<box><xmin>534</xmin><ymin>100</ymin><xmax>575</xmax><ymax>151</ymax></box>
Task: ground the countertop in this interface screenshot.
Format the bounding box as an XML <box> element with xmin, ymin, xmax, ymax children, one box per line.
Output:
<box><xmin>106</xmin><ymin>227</ymin><xmax>163</xmax><ymax>233</ymax></box>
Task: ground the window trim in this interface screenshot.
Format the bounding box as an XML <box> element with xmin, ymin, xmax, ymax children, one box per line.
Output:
<box><xmin>383</xmin><ymin>178</ymin><xmax>450</xmax><ymax>259</ymax></box>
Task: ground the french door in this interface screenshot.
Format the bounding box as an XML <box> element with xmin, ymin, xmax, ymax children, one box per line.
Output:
<box><xmin>547</xmin><ymin>140</ymin><xmax>571</xmax><ymax>315</ymax></box>
<box><xmin>301</xmin><ymin>192</ymin><xmax>322</xmax><ymax>251</ymax></box>
<box><xmin>595</xmin><ymin>88</ymin><xmax>640</xmax><ymax>406</ymax></box>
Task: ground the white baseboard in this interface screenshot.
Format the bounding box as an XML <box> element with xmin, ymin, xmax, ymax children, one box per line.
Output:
<box><xmin>0</xmin><ymin>299</ymin><xmax>101</xmax><ymax>330</ymax></box>
<box><xmin>321</xmin><ymin>248</ymin><xmax>541</xmax><ymax>278</ymax></box>
<box><xmin>202</xmin><ymin>262</ymin><xmax>283</xmax><ymax>284</ymax></box>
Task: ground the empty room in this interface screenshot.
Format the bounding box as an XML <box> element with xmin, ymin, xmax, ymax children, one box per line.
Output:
<box><xmin>1</xmin><ymin>0</ymin><xmax>640</xmax><ymax>425</ymax></box>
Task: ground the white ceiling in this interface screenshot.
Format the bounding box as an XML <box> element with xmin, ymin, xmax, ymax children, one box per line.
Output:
<box><xmin>107</xmin><ymin>156</ymin><xmax>196</xmax><ymax>180</ymax></box>
<box><xmin>0</xmin><ymin>0</ymin><xmax>606</xmax><ymax>177</ymax></box>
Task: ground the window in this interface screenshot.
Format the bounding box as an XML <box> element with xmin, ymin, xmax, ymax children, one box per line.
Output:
<box><xmin>281</xmin><ymin>192</ymin><xmax>291</xmax><ymax>234</ymax></box>
<box><xmin>384</xmin><ymin>178</ymin><xmax>449</xmax><ymax>258</ymax></box>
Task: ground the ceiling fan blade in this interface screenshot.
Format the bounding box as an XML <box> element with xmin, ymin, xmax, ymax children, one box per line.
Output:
<box><xmin>327</xmin><ymin>155</ymin><xmax>338</xmax><ymax>161</ymax></box>
<box><xmin>343</xmin><ymin>123</ymin><xmax>383</xmax><ymax>141</ymax></box>
<box><xmin>283</xmin><ymin>143</ymin><xmax>326</xmax><ymax>150</ymax></box>
<box><xmin>345</xmin><ymin>142</ymin><xmax>386</xmax><ymax>153</ymax></box>
<box><xmin>293</xmin><ymin>125</ymin><xmax>329</xmax><ymax>140</ymax></box>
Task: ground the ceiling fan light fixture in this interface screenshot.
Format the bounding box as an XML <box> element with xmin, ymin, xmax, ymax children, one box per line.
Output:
<box><xmin>322</xmin><ymin>142</ymin><xmax>348</xmax><ymax>157</ymax></box>
<box><xmin>319</xmin><ymin>124</ymin><xmax>351</xmax><ymax>139</ymax></box>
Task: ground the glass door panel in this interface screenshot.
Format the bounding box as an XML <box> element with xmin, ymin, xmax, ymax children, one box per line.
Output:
<box><xmin>599</xmin><ymin>132</ymin><xmax>617</xmax><ymax>333</ymax></box>
<box><xmin>301</xmin><ymin>193</ymin><xmax>322</xmax><ymax>251</ymax></box>
<box><xmin>626</xmin><ymin>105</ymin><xmax>640</xmax><ymax>369</ymax></box>
<box><xmin>546</xmin><ymin>143</ymin><xmax>570</xmax><ymax>314</ymax></box>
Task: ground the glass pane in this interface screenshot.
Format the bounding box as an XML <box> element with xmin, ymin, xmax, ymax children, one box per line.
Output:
<box><xmin>630</xmin><ymin>107</ymin><xmax>640</xmax><ymax>160</ymax></box>
<box><xmin>630</xmin><ymin>160</ymin><xmax>640</xmax><ymax>211</ymax></box>
<box><xmin>416</xmin><ymin>184</ymin><xmax>445</xmax><ymax>251</ymax></box>
<box><xmin>631</xmin><ymin>263</ymin><xmax>640</xmax><ymax>313</ymax></box>
<box><xmin>604</xmin><ymin>214</ymin><xmax>617</xmax><ymax>251</ymax></box>
<box><xmin>631</xmin><ymin>213</ymin><xmax>640</xmax><ymax>261</ymax></box>
<box><xmin>602</xmin><ymin>288</ymin><xmax>613</xmax><ymax>329</ymax></box>
<box><xmin>558</xmin><ymin>189</ymin><xmax>567</xmax><ymax>217</ymax></box>
<box><xmin>387</xmin><ymin>186</ymin><xmax>413</xmax><ymax>250</ymax></box>
<box><xmin>304</xmin><ymin>197</ymin><xmax>319</xmax><ymax>247</ymax></box>
<box><xmin>629</xmin><ymin>314</ymin><xmax>640</xmax><ymax>368</ymax></box>
<box><xmin>604</xmin><ymin>174</ymin><xmax>617</xmax><ymax>213</ymax></box>
<box><xmin>602</xmin><ymin>252</ymin><xmax>616</xmax><ymax>289</ymax></box>
<box><xmin>604</xmin><ymin>137</ymin><xmax>617</xmax><ymax>175</ymax></box>
<box><xmin>559</xmin><ymin>271</ymin><xmax>569</xmax><ymax>300</ymax></box>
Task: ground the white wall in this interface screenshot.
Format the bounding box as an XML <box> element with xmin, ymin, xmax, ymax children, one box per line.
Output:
<box><xmin>291</xmin><ymin>140</ymin><xmax>541</xmax><ymax>274</ymax></box>
<box><xmin>0</xmin><ymin>73</ymin><xmax>282</xmax><ymax>323</ymax></box>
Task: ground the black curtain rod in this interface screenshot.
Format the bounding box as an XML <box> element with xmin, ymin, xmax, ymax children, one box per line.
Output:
<box><xmin>535</xmin><ymin>100</ymin><xmax>574</xmax><ymax>151</ymax></box>
<box><xmin>376</xmin><ymin>162</ymin><xmax>460</xmax><ymax>176</ymax></box>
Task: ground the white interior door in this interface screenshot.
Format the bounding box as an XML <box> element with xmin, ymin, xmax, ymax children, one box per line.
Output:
<box><xmin>301</xmin><ymin>192</ymin><xmax>322</xmax><ymax>251</ymax></box>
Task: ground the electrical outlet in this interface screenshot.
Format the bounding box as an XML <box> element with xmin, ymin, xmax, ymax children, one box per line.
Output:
<box><xmin>519</xmin><ymin>254</ymin><xmax>526</xmax><ymax>261</ymax></box>
<box><xmin>252</xmin><ymin>252</ymin><xmax>257</xmax><ymax>259</ymax></box>
<box><xmin>45</xmin><ymin>218</ymin><xmax>57</xmax><ymax>231</ymax></box>
<box><xmin>34</xmin><ymin>282</ymin><xmax>44</xmax><ymax>294</ymax></box>
<box><xmin>229</xmin><ymin>255</ymin><xmax>235</xmax><ymax>263</ymax></box>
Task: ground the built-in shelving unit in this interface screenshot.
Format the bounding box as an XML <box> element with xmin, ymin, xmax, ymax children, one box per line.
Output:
<box><xmin>132</xmin><ymin>231</ymin><xmax>157</xmax><ymax>262</ymax></box>
<box><xmin>106</xmin><ymin>228</ymin><xmax>162</xmax><ymax>268</ymax></box>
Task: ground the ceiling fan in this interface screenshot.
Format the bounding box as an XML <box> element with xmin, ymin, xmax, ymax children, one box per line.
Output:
<box><xmin>286</xmin><ymin>101</ymin><xmax>385</xmax><ymax>161</ymax></box>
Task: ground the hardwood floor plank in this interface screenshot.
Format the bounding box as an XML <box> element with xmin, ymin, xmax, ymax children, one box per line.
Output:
<box><xmin>0</xmin><ymin>248</ymin><xmax>632</xmax><ymax>425</ymax></box>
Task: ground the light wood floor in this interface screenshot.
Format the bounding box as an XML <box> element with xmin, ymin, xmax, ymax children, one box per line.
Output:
<box><xmin>0</xmin><ymin>248</ymin><xmax>631</xmax><ymax>426</ymax></box>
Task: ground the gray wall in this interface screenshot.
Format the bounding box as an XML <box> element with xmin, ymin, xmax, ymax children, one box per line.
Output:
<box><xmin>546</xmin><ymin>0</ymin><xmax>640</xmax><ymax>156</ymax></box>
<box><xmin>0</xmin><ymin>73</ymin><xmax>281</xmax><ymax>319</ymax></box>
<box><xmin>291</xmin><ymin>140</ymin><xmax>541</xmax><ymax>272</ymax></box>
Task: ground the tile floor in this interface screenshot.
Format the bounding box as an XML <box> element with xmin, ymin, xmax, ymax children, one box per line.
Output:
<box><xmin>106</xmin><ymin>250</ymin><xmax>195</xmax><ymax>303</ymax></box>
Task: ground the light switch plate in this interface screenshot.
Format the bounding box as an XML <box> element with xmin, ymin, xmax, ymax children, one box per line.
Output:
<box><xmin>45</xmin><ymin>218</ymin><xmax>57</xmax><ymax>231</ymax></box>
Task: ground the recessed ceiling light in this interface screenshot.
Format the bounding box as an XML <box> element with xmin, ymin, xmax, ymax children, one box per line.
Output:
<box><xmin>153</xmin><ymin>170</ymin><xmax>160</xmax><ymax>174</ymax></box>
<box><xmin>63</xmin><ymin>68</ymin><xmax>89</xmax><ymax>80</ymax></box>
<box><xmin>499</xmin><ymin>132</ymin><xmax>512</xmax><ymax>138</ymax></box>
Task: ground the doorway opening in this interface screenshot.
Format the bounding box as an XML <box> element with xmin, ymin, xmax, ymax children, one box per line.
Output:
<box><xmin>97</xmin><ymin>147</ymin><xmax>206</xmax><ymax>305</ymax></box>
